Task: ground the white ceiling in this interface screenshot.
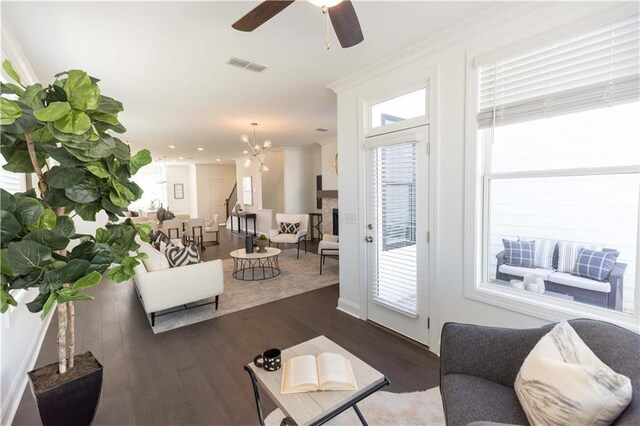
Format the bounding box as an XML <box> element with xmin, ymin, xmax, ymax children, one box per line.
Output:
<box><xmin>2</xmin><ymin>1</ymin><xmax>499</xmax><ymax>164</ymax></box>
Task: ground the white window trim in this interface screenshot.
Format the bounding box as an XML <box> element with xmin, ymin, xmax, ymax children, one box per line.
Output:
<box><xmin>463</xmin><ymin>47</ymin><xmax>640</xmax><ymax>333</ymax></box>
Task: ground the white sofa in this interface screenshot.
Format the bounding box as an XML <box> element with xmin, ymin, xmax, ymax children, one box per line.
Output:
<box><xmin>132</xmin><ymin>241</ymin><xmax>224</xmax><ymax>326</ymax></box>
<box><xmin>268</xmin><ymin>213</ymin><xmax>308</xmax><ymax>259</ymax></box>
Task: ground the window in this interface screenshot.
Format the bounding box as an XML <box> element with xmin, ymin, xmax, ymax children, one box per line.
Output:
<box><xmin>371</xmin><ymin>88</ymin><xmax>426</xmax><ymax>128</ymax></box>
<box><xmin>471</xmin><ymin>14</ymin><xmax>640</xmax><ymax>318</ymax></box>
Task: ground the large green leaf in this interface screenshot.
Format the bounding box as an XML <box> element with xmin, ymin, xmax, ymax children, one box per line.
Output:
<box><xmin>7</xmin><ymin>240</ymin><xmax>52</xmax><ymax>274</ymax></box>
<box><xmin>52</xmin><ymin>215</ymin><xmax>75</xmax><ymax>237</ymax></box>
<box><xmin>40</xmin><ymin>291</ymin><xmax>57</xmax><ymax>318</ymax></box>
<box><xmin>43</xmin><ymin>188</ymin><xmax>75</xmax><ymax>208</ymax></box>
<box><xmin>63</xmin><ymin>70</ymin><xmax>91</xmax><ymax>100</ymax></box>
<box><xmin>27</xmin><ymin>208</ymin><xmax>56</xmax><ymax>232</ymax></box>
<box><xmin>0</xmin><ymin>98</ymin><xmax>22</xmax><ymax>125</ymax></box>
<box><xmin>26</xmin><ymin>291</ymin><xmax>49</xmax><ymax>313</ymax></box>
<box><xmin>18</xmin><ymin>84</ymin><xmax>44</xmax><ymax>111</ymax></box>
<box><xmin>1</xmin><ymin>289</ymin><xmax>18</xmax><ymax>314</ymax></box>
<box><xmin>39</xmin><ymin>145</ymin><xmax>83</xmax><ymax>167</ymax></box>
<box><xmin>47</xmin><ymin>166</ymin><xmax>85</xmax><ymax>189</ymax></box>
<box><xmin>65</xmin><ymin>177</ymin><xmax>101</xmax><ymax>204</ymax></box>
<box><xmin>86</xmin><ymin>161</ymin><xmax>110</xmax><ymax>178</ymax></box>
<box><xmin>33</xmin><ymin>101</ymin><xmax>71</xmax><ymax>122</ymax></box>
<box><xmin>1</xmin><ymin>101</ymin><xmax>38</xmax><ymax>134</ymax></box>
<box><xmin>1</xmin><ymin>82</ymin><xmax>24</xmax><ymax>96</ymax></box>
<box><xmin>47</xmin><ymin>121</ymin><xmax>93</xmax><ymax>143</ymax></box>
<box><xmin>8</xmin><ymin>269</ymin><xmax>44</xmax><ymax>290</ymax></box>
<box><xmin>84</xmin><ymin>139</ymin><xmax>115</xmax><ymax>160</ymax></box>
<box><xmin>72</xmin><ymin>270</ymin><xmax>102</xmax><ymax>290</ymax></box>
<box><xmin>32</xmin><ymin>127</ymin><xmax>54</xmax><ymax>143</ymax></box>
<box><xmin>129</xmin><ymin>149</ymin><xmax>152</xmax><ymax>175</ymax></box>
<box><xmin>70</xmin><ymin>84</ymin><xmax>100</xmax><ymax>111</ymax></box>
<box><xmin>0</xmin><ymin>211</ymin><xmax>20</xmax><ymax>244</ymax></box>
<box><xmin>73</xmin><ymin>202</ymin><xmax>102</xmax><ymax>221</ymax></box>
<box><xmin>2</xmin><ymin>60</ymin><xmax>22</xmax><ymax>85</ymax></box>
<box><xmin>54</xmin><ymin>110</ymin><xmax>92</xmax><ymax>135</ymax></box>
<box><xmin>45</xmin><ymin>259</ymin><xmax>90</xmax><ymax>284</ymax></box>
<box><xmin>1</xmin><ymin>189</ymin><xmax>16</xmax><ymax>213</ymax></box>
<box><xmin>97</xmin><ymin>95</ymin><xmax>123</xmax><ymax>115</ymax></box>
<box><xmin>2</xmin><ymin>149</ymin><xmax>46</xmax><ymax>173</ymax></box>
<box><xmin>14</xmin><ymin>196</ymin><xmax>44</xmax><ymax>227</ymax></box>
<box><xmin>23</xmin><ymin>229</ymin><xmax>70</xmax><ymax>251</ymax></box>
<box><xmin>90</xmin><ymin>111</ymin><xmax>119</xmax><ymax>125</ymax></box>
<box><xmin>55</xmin><ymin>287</ymin><xmax>93</xmax><ymax>304</ymax></box>
<box><xmin>1</xmin><ymin>249</ymin><xmax>15</xmax><ymax>276</ymax></box>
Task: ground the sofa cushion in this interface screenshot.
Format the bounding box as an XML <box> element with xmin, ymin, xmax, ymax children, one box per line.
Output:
<box><xmin>515</xmin><ymin>321</ymin><xmax>632</xmax><ymax>426</ymax></box>
<box><xmin>498</xmin><ymin>264</ymin><xmax>555</xmax><ymax>280</ymax></box>
<box><xmin>165</xmin><ymin>242</ymin><xmax>200</xmax><ymax>268</ymax></box>
<box><xmin>138</xmin><ymin>242</ymin><xmax>170</xmax><ymax>272</ymax></box>
<box><xmin>270</xmin><ymin>233</ymin><xmax>300</xmax><ymax>244</ymax></box>
<box><xmin>572</xmin><ymin>248</ymin><xmax>619</xmax><ymax>282</ymax></box>
<box><xmin>442</xmin><ymin>374</ymin><xmax>529</xmax><ymax>426</ymax></box>
<box><xmin>548</xmin><ymin>272</ymin><xmax>611</xmax><ymax>293</ymax></box>
<box><xmin>279</xmin><ymin>221</ymin><xmax>300</xmax><ymax>234</ymax></box>
<box><xmin>557</xmin><ymin>241</ymin><xmax>603</xmax><ymax>273</ymax></box>
<box><xmin>502</xmin><ymin>239</ymin><xmax>535</xmax><ymax>268</ymax></box>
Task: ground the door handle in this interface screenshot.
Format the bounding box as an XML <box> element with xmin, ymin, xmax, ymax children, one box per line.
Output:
<box><xmin>365</xmin><ymin>236</ymin><xmax>373</xmax><ymax>243</ymax></box>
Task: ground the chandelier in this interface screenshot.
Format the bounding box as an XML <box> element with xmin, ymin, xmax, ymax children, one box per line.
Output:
<box><xmin>241</xmin><ymin>122</ymin><xmax>272</xmax><ymax>172</ymax></box>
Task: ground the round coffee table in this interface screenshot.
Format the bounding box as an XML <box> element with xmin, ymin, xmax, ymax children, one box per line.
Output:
<box><xmin>230</xmin><ymin>247</ymin><xmax>282</xmax><ymax>281</ymax></box>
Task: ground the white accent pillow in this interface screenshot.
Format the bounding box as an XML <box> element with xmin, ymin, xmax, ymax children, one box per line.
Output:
<box><xmin>515</xmin><ymin>321</ymin><xmax>632</xmax><ymax>426</ymax></box>
<box><xmin>138</xmin><ymin>242</ymin><xmax>170</xmax><ymax>272</ymax></box>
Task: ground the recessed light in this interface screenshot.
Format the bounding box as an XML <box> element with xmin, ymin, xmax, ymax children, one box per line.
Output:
<box><xmin>169</xmin><ymin>145</ymin><xmax>176</xmax><ymax>149</ymax></box>
<box><xmin>216</xmin><ymin>158</ymin><xmax>221</xmax><ymax>162</ymax></box>
<box><xmin>178</xmin><ymin>156</ymin><xmax>184</xmax><ymax>160</ymax></box>
<box><xmin>197</xmin><ymin>147</ymin><xmax>204</xmax><ymax>151</ymax></box>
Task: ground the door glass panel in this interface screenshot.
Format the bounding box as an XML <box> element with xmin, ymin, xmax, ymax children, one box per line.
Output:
<box><xmin>368</xmin><ymin>142</ymin><xmax>418</xmax><ymax>314</ymax></box>
<box><xmin>371</xmin><ymin>88</ymin><xmax>426</xmax><ymax>128</ymax></box>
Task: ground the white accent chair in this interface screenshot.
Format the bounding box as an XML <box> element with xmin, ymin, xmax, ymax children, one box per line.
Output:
<box><xmin>318</xmin><ymin>234</ymin><xmax>339</xmax><ymax>275</ymax></box>
<box><xmin>268</xmin><ymin>213</ymin><xmax>308</xmax><ymax>259</ymax></box>
<box><xmin>203</xmin><ymin>214</ymin><xmax>220</xmax><ymax>245</ymax></box>
<box><xmin>185</xmin><ymin>218</ymin><xmax>206</xmax><ymax>251</ymax></box>
<box><xmin>132</xmin><ymin>242</ymin><xmax>224</xmax><ymax>326</ymax></box>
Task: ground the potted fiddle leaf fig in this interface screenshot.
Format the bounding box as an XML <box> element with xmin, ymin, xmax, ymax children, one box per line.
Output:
<box><xmin>0</xmin><ymin>60</ymin><xmax>151</xmax><ymax>426</ymax></box>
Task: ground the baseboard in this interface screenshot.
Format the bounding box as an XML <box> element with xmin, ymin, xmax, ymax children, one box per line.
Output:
<box><xmin>1</xmin><ymin>307</ymin><xmax>54</xmax><ymax>426</ymax></box>
<box><xmin>337</xmin><ymin>298</ymin><xmax>362</xmax><ymax>319</ymax></box>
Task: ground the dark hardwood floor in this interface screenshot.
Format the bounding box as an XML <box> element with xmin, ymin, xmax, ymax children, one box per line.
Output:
<box><xmin>12</xmin><ymin>227</ymin><xmax>440</xmax><ymax>425</ymax></box>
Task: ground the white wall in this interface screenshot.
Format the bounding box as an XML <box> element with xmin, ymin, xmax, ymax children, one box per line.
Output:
<box><xmin>283</xmin><ymin>148</ymin><xmax>315</xmax><ymax>214</ymax></box>
<box><xmin>319</xmin><ymin>138</ymin><xmax>338</xmax><ymax>191</ymax></box>
<box><xmin>166</xmin><ymin>165</ymin><xmax>192</xmax><ymax>215</ymax></box>
<box><xmin>262</xmin><ymin>151</ymin><xmax>285</xmax><ymax>214</ymax></box>
<box><xmin>330</xmin><ymin>2</ymin><xmax>637</xmax><ymax>352</ymax></box>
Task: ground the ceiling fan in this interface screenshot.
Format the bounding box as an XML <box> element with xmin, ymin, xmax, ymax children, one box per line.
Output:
<box><xmin>232</xmin><ymin>0</ymin><xmax>364</xmax><ymax>49</ymax></box>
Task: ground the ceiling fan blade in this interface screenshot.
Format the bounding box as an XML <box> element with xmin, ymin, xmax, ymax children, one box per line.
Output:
<box><xmin>328</xmin><ymin>1</ymin><xmax>364</xmax><ymax>48</ymax></box>
<box><xmin>232</xmin><ymin>0</ymin><xmax>296</xmax><ymax>32</ymax></box>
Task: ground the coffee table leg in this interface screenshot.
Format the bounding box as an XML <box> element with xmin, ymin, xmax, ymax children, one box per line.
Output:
<box><xmin>244</xmin><ymin>366</ymin><xmax>266</xmax><ymax>426</ymax></box>
<box><xmin>353</xmin><ymin>404</ymin><xmax>367</xmax><ymax>426</ymax></box>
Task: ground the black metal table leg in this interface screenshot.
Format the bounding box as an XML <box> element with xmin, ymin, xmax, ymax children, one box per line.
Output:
<box><xmin>353</xmin><ymin>404</ymin><xmax>367</xmax><ymax>426</ymax></box>
<box><xmin>244</xmin><ymin>366</ymin><xmax>266</xmax><ymax>426</ymax></box>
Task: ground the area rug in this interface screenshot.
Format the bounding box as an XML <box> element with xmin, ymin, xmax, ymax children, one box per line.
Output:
<box><xmin>265</xmin><ymin>388</ymin><xmax>445</xmax><ymax>426</ymax></box>
<box><xmin>148</xmin><ymin>249</ymin><xmax>338</xmax><ymax>333</ymax></box>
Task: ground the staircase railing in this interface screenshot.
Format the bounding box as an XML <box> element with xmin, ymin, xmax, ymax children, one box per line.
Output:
<box><xmin>225</xmin><ymin>183</ymin><xmax>237</xmax><ymax>220</ymax></box>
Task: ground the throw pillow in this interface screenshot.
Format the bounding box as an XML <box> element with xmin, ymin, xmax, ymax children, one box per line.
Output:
<box><xmin>515</xmin><ymin>321</ymin><xmax>632</xmax><ymax>426</ymax></box>
<box><xmin>520</xmin><ymin>237</ymin><xmax>557</xmax><ymax>270</ymax></box>
<box><xmin>572</xmin><ymin>248</ymin><xmax>619</xmax><ymax>282</ymax></box>
<box><xmin>502</xmin><ymin>239</ymin><xmax>535</xmax><ymax>267</ymax></box>
<box><xmin>279</xmin><ymin>222</ymin><xmax>300</xmax><ymax>234</ymax></box>
<box><xmin>165</xmin><ymin>242</ymin><xmax>200</xmax><ymax>268</ymax></box>
<box><xmin>557</xmin><ymin>241</ymin><xmax>604</xmax><ymax>273</ymax></box>
<box><xmin>150</xmin><ymin>230</ymin><xmax>170</xmax><ymax>251</ymax></box>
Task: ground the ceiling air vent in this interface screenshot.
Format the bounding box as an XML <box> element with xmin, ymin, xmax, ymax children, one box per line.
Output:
<box><xmin>315</xmin><ymin>128</ymin><xmax>329</xmax><ymax>132</ymax></box>
<box><xmin>226</xmin><ymin>57</ymin><xmax>268</xmax><ymax>73</ymax></box>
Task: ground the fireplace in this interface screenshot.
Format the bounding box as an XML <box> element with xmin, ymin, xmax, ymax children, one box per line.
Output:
<box><xmin>333</xmin><ymin>209</ymin><xmax>339</xmax><ymax>236</ymax></box>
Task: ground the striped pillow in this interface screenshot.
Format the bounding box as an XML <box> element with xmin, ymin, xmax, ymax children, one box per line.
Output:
<box><xmin>165</xmin><ymin>242</ymin><xmax>200</xmax><ymax>268</ymax></box>
<box><xmin>150</xmin><ymin>230</ymin><xmax>170</xmax><ymax>251</ymax></box>
<box><xmin>557</xmin><ymin>241</ymin><xmax>603</xmax><ymax>273</ymax></box>
<box><xmin>520</xmin><ymin>238</ymin><xmax>557</xmax><ymax>270</ymax></box>
<box><xmin>502</xmin><ymin>239</ymin><xmax>535</xmax><ymax>267</ymax></box>
<box><xmin>572</xmin><ymin>248</ymin><xmax>619</xmax><ymax>282</ymax></box>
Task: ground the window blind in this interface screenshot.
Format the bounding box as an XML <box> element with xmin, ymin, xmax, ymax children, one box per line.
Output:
<box><xmin>478</xmin><ymin>14</ymin><xmax>640</xmax><ymax>128</ymax></box>
<box><xmin>368</xmin><ymin>142</ymin><xmax>418</xmax><ymax>315</ymax></box>
<box><xmin>0</xmin><ymin>158</ymin><xmax>25</xmax><ymax>194</ymax></box>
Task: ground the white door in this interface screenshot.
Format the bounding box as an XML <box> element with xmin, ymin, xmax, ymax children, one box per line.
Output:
<box><xmin>208</xmin><ymin>179</ymin><xmax>226</xmax><ymax>220</ymax></box>
<box><xmin>365</xmin><ymin>126</ymin><xmax>429</xmax><ymax>344</ymax></box>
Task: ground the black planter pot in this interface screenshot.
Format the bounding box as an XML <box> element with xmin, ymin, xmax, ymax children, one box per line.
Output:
<box><xmin>28</xmin><ymin>351</ymin><xmax>103</xmax><ymax>426</ymax></box>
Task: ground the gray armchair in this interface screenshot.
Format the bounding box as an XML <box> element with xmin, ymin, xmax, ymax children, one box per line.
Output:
<box><xmin>440</xmin><ymin>319</ymin><xmax>639</xmax><ymax>425</ymax></box>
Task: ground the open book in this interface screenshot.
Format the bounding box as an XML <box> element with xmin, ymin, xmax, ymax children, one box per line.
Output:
<box><xmin>281</xmin><ymin>353</ymin><xmax>358</xmax><ymax>394</ymax></box>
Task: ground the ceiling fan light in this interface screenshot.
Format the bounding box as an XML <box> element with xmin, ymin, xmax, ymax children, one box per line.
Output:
<box><xmin>241</xmin><ymin>134</ymin><xmax>249</xmax><ymax>143</ymax></box>
<box><xmin>244</xmin><ymin>159</ymin><xmax>252</xmax><ymax>168</ymax></box>
<box><xmin>262</xmin><ymin>165</ymin><xmax>270</xmax><ymax>172</ymax></box>
<box><xmin>309</xmin><ymin>0</ymin><xmax>342</xmax><ymax>8</ymax></box>
<box><xmin>263</xmin><ymin>139</ymin><xmax>272</xmax><ymax>149</ymax></box>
